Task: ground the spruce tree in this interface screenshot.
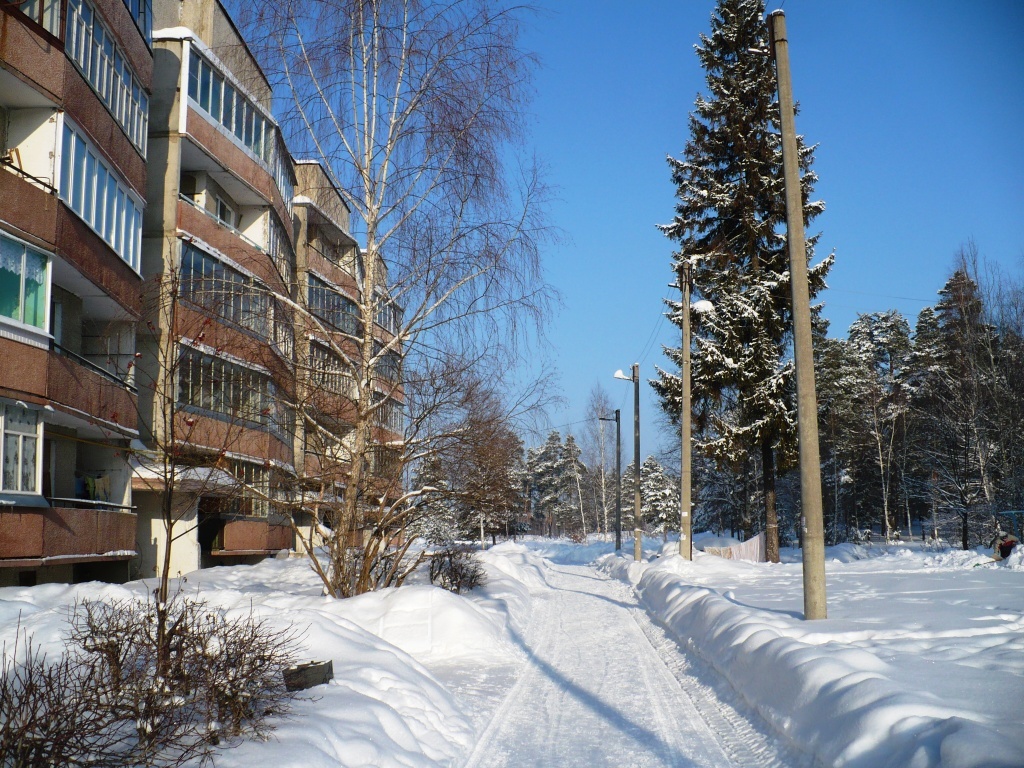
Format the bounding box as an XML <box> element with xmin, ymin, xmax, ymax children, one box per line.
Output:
<box><xmin>654</xmin><ymin>0</ymin><xmax>831</xmax><ymax>562</ymax></box>
<box><xmin>848</xmin><ymin>311</ymin><xmax>912</xmax><ymax>540</ymax></box>
<box><xmin>640</xmin><ymin>456</ymin><xmax>680</xmax><ymax>538</ymax></box>
<box><xmin>913</xmin><ymin>271</ymin><xmax>999</xmax><ymax>548</ymax></box>
<box><xmin>560</xmin><ymin>435</ymin><xmax>588</xmax><ymax>537</ymax></box>
<box><xmin>527</xmin><ymin>431</ymin><xmax>564</xmax><ymax>536</ymax></box>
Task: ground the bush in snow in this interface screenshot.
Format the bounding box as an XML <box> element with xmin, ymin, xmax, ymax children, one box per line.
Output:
<box><xmin>0</xmin><ymin>596</ymin><xmax>302</xmax><ymax>767</ymax></box>
<box><xmin>0</xmin><ymin>630</ymin><xmax>134</xmax><ymax>767</ymax></box>
<box><xmin>68</xmin><ymin>595</ymin><xmax>302</xmax><ymax>763</ymax></box>
<box><xmin>429</xmin><ymin>546</ymin><xmax>486</xmax><ymax>594</ymax></box>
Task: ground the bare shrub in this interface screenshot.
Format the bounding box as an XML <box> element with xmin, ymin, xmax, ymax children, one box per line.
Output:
<box><xmin>0</xmin><ymin>631</ymin><xmax>132</xmax><ymax>767</ymax></box>
<box><xmin>67</xmin><ymin>595</ymin><xmax>302</xmax><ymax>761</ymax></box>
<box><xmin>429</xmin><ymin>546</ymin><xmax>486</xmax><ymax>594</ymax></box>
<box><xmin>0</xmin><ymin>596</ymin><xmax>303</xmax><ymax>767</ymax></box>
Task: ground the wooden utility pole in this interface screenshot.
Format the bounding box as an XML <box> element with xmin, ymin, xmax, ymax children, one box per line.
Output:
<box><xmin>767</xmin><ymin>10</ymin><xmax>827</xmax><ymax>620</ymax></box>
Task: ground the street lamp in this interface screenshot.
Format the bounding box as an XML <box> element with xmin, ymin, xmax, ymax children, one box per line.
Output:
<box><xmin>598</xmin><ymin>410</ymin><xmax>622</xmax><ymax>551</ymax></box>
<box><xmin>614</xmin><ymin>364</ymin><xmax>642</xmax><ymax>562</ymax></box>
<box><xmin>678</xmin><ymin>262</ymin><xmax>693</xmax><ymax>560</ymax></box>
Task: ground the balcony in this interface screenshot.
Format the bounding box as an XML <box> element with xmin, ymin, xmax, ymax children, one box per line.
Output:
<box><xmin>0</xmin><ymin>505</ymin><xmax>136</xmax><ymax>566</ymax></box>
<box><xmin>48</xmin><ymin>345</ymin><xmax>137</xmax><ymax>432</ymax></box>
<box><xmin>0</xmin><ymin>13</ymin><xmax>65</xmax><ymax>101</ymax></box>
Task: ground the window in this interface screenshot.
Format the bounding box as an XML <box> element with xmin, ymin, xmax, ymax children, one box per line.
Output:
<box><xmin>308</xmin><ymin>275</ymin><xmax>361</xmax><ymax>338</ymax></box>
<box><xmin>309</xmin><ymin>342</ymin><xmax>355</xmax><ymax>397</ymax></box>
<box><xmin>189</xmin><ymin>48</ymin><xmax>271</xmax><ymax>163</ymax></box>
<box><xmin>66</xmin><ymin>0</ymin><xmax>149</xmax><ymax>154</ymax></box>
<box><xmin>0</xmin><ymin>233</ymin><xmax>49</xmax><ymax>330</ymax></box>
<box><xmin>187</xmin><ymin>47</ymin><xmax>293</xmax><ymax>208</ymax></box>
<box><xmin>368</xmin><ymin>445</ymin><xmax>401</xmax><ymax>478</ymax></box>
<box><xmin>374</xmin><ymin>395</ymin><xmax>404</xmax><ymax>434</ymax></box>
<box><xmin>271</xmin><ymin>298</ymin><xmax>294</xmax><ymax>358</ymax></box>
<box><xmin>17</xmin><ymin>0</ymin><xmax>60</xmax><ymax>36</ymax></box>
<box><xmin>267</xmin><ymin>213</ymin><xmax>293</xmax><ymax>285</ymax></box>
<box><xmin>372</xmin><ymin>340</ymin><xmax>401</xmax><ymax>383</ymax></box>
<box><xmin>119</xmin><ymin>0</ymin><xmax>151</xmax><ymax>44</ymax></box>
<box><xmin>224</xmin><ymin>458</ymin><xmax>272</xmax><ymax>517</ymax></box>
<box><xmin>180</xmin><ymin>242</ymin><xmax>269</xmax><ymax>339</ymax></box>
<box><xmin>60</xmin><ymin>120</ymin><xmax>143</xmax><ymax>272</ymax></box>
<box><xmin>1</xmin><ymin>403</ymin><xmax>40</xmax><ymax>494</ymax></box>
<box><xmin>177</xmin><ymin>345</ymin><xmax>271</xmax><ymax>426</ymax></box>
<box><xmin>214</xmin><ymin>196</ymin><xmax>237</xmax><ymax>229</ymax></box>
<box><xmin>375</xmin><ymin>295</ymin><xmax>402</xmax><ymax>335</ymax></box>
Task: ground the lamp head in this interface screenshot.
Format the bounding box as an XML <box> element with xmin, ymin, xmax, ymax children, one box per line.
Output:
<box><xmin>613</xmin><ymin>370</ymin><xmax>631</xmax><ymax>381</ymax></box>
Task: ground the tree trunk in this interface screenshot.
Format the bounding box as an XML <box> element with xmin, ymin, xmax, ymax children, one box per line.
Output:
<box><xmin>762</xmin><ymin>441</ymin><xmax>779</xmax><ymax>563</ymax></box>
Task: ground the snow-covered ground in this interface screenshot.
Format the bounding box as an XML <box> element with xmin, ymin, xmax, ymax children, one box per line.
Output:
<box><xmin>1</xmin><ymin>537</ymin><xmax>1021</xmax><ymax>767</ymax></box>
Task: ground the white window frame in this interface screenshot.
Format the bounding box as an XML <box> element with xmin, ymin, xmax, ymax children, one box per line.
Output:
<box><xmin>0</xmin><ymin>231</ymin><xmax>52</xmax><ymax>336</ymax></box>
<box><xmin>58</xmin><ymin>118</ymin><xmax>144</xmax><ymax>273</ymax></box>
<box><xmin>65</xmin><ymin>0</ymin><xmax>149</xmax><ymax>155</ymax></box>
<box><xmin>0</xmin><ymin>402</ymin><xmax>44</xmax><ymax>496</ymax></box>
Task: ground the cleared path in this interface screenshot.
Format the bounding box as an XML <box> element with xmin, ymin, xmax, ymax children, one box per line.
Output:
<box><xmin>461</xmin><ymin>562</ymin><xmax>801</xmax><ymax>768</ymax></box>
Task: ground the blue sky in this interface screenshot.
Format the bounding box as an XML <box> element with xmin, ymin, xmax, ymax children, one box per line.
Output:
<box><xmin>519</xmin><ymin>0</ymin><xmax>1024</xmax><ymax>456</ymax></box>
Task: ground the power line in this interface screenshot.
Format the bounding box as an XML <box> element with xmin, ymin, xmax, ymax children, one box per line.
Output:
<box><xmin>825</xmin><ymin>288</ymin><xmax>932</xmax><ymax>304</ymax></box>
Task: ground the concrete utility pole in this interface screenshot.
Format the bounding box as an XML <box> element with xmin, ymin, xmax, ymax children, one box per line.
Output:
<box><xmin>632</xmin><ymin>363</ymin><xmax>642</xmax><ymax>562</ymax></box>
<box><xmin>616</xmin><ymin>364</ymin><xmax>643</xmax><ymax>561</ymax></box>
<box><xmin>599</xmin><ymin>410</ymin><xmax>623</xmax><ymax>550</ymax></box>
<box><xmin>679</xmin><ymin>263</ymin><xmax>693</xmax><ymax>560</ymax></box>
<box><xmin>767</xmin><ymin>10</ymin><xmax>827</xmax><ymax>620</ymax></box>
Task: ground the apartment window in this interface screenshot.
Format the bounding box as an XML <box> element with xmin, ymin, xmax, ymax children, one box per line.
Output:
<box><xmin>0</xmin><ymin>233</ymin><xmax>48</xmax><ymax>330</ymax></box>
<box><xmin>119</xmin><ymin>0</ymin><xmax>151</xmax><ymax>44</ymax></box>
<box><xmin>271</xmin><ymin>298</ymin><xmax>294</xmax><ymax>359</ymax></box>
<box><xmin>368</xmin><ymin>445</ymin><xmax>401</xmax><ymax>478</ymax></box>
<box><xmin>371</xmin><ymin>340</ymin><xmax>401</xmax><ymax>383</ymax></box>
<box><xmin>187</xmin><ymin>47</ymin><xmax>293</xmax><ymax>207</ymax></box>
<box><xmin>224</xmin><ymin>458</ymin><xmax>272</xmax><ymax>517</ymax></box>
<box><xmin>17</xmin><ymin>0</ymin><xmax>60</xmax><ymax>36</ymax></box>
<box><xmin>375</xmin><ymin>295</ymin><xmax>402</xmax><ymax>335</ymax></box>
<box><xmin>188</xmin><ymin>48</ymin><xmax>271</xmax><ymax>163</ymax></box>
<box><xmin>267</xmin><ymin>213</ymin><xmax>294</xmax><ymax>285</ymax></box>
<box><xmin>65</xmin><ymin>0</ymin><xmax>149</xmax><ymax>154</ymax></box>
<box><xmin>214</xmin><ymin>195</ymin><xmax>237</xmax><ymax>229</ymax></box>
<box><xmin>177</xmin><ymin>345</ymin><xmax>270</xmax><ymax>426</ymax></box>
<box><xmin>309</xmin><ymin>342</ymin><xmax>355</xmax><ymax>397</ymax></box>
<box><xmin>308</xmin><ymin>275</ymin><xmax>361</xmax><ymax>338</ymax></box>
<box><xmin>60</xmin><ymin>120</ymin><xmax>143</xmax><ymax>272</ymax></box>
<box><xmin>180</xmin><ymin>242</ymin><xmax>269</xmax><ymax>339</ymax></box>
<box><xmin>1</xmin><ymin>403</ymin><xmax>41</xmax><ymax>494</ymax></box>
<box><xmin>374</xmin><ymin>395</ymin><xmax>404</xmax><ymax>434</ymax></box>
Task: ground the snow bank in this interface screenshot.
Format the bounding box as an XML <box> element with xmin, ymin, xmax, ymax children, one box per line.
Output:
<box><xmin>598</xmin><ymin>550</ymin><xmax>1023</xmax><ymax>768</ymax></box>
<box><xmin>0</xmin><ymin>556</ymin><xmax>512</xmax><ymax>768</ymax></box>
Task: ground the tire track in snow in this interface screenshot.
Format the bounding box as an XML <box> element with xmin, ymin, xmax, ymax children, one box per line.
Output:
<box><xmin>618</xmin><ymin>580</ymin><xmax>812</xmax><ymax>768</ymax></box>
<box><xmin>461</xmin><ymin>562</ymin><xmax>743</xmax><ymax>767</ymax></box>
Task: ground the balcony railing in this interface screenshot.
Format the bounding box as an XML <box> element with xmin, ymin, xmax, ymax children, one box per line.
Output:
<box><xmin>179</xmin><ymin>193</ymin><xmax>266</xmax><ymax>253</ymax></box>
<box><xmin>46</xmin><ymin>496</ymin><xmax>136</xmax><ymax>512</ymax></box>
<box><xmin>53</xmin><ymin>341</ymin><xmax>138</xmax><ymax>394</ymax></box>
<box><xmin>1</xmin><ymin>154</ymin><xmax>58</xmax><ymax>195</ymax></box>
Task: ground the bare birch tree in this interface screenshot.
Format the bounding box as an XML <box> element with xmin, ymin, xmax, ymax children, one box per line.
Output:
<box><xmin>241</xmin><ymin>0</ymin><xmax>552</xmax><ymax>596</ymax></box>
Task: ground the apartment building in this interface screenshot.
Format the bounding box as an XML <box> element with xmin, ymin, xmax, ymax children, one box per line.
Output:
<box><xmin>1</xmin><ymin>0</ymin><xmax>405</xmax><ymax>586</ymax></box>
<box><xmin>291</xmin><ymin>161</ymin><xmax>405</xmax><ymax>546</ymax></box>
<box><xmin>134</xmin><ymin>0</ymin><xmax>296</xmax><ymax>578</ymax></box>
<box><xmin>0</xmin><ymin>0</ymin><xmax>152</xmax><ymax>586</ymax></box>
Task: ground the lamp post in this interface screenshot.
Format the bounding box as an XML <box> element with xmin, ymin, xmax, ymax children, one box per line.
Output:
<box><xmin>614</xmin><ymin>364</ymin><xmax>642</xmax><ymax>562</ymax></box>
<box><xmin>679</xmin><ymin>262</ymin><xmax>693</xmax><ymax>560</ymax></box>
<box><xmin>599</xmin><ymin>410</ymin><xmax>622</xmax><ymax>551</ymax></box>
<box><xmin>767</xmin><ymin>10</ymin><xmax>827</xmax><ymax>620</ymax></box>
